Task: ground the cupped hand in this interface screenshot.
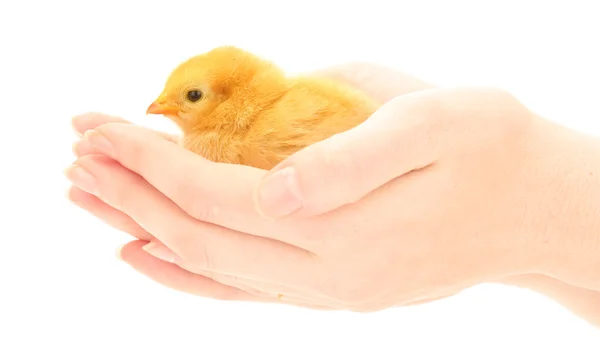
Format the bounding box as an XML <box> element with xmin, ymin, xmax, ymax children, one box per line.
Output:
<box><xmin>66</xmin><ymin>66</ymin><xmax>600</xmax><ymax>320</ymax></box>
<box><xmin>69</xmin><ymin>93</ymin><xmax>538</xmax><ymax>309</ymax></box>
<box><xmin>67</xmin><ymin>64</ymin><xmax>441</xmax><ymax>309</ymax></box>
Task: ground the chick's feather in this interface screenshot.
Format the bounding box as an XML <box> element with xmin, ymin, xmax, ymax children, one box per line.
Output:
<box><xmin>148</xmin><ymin>46</ymin><xmax>379</xmax><ymax>170</ymax></box>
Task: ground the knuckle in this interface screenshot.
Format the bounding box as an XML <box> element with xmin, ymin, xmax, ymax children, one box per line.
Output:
<box><xmin>174</xmin><ymin>180</ymin><xmax>220</xmax><ymax>223</ymax></box>
<box><xmin>297</xmin><ymin>227</ymin><xmax>328</xmax><ymax>253</ymax></box>
<box><xmin>103</xmin><ymin>175</ymin><xmax>142</xmax><ymax>215</ymax></box>
<box><xmin>312</xmin><ymin>135</ymin><xmax>359</xmax><ymax>193</ymax></box>
<box><xmin>123</xmin><ymin>143</ymin><xmax>145</xmax><ymax>168</ymax></box>
<box><xmin>181</xmin><ymin>240</ymin><xmax>212</xmax><ymax>270</ymax></box>
<box><xmin>100</xmin><ymin>124</ymin><xmax>146</xmax><ymax>164</ymax></box>
<box><xmin>110</xmin><ymin>180</ymin><xmax>136</xmax><ymax>213</ymax></box>
<box><xmin>184</xmin><ymin>194</ymin><xmax>218</xmax><ymax>223</ymax></box>
<box><xmin>200</xmin><ymin>244</ymin><xmax>211</xmax><ymax>270</ymax></box>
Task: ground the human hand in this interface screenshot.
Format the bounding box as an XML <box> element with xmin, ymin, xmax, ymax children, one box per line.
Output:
<box><xmin>69</xmin><ymin>113</ymin><xmax>318</xmax><ymax>306</ymax></box>
<box><xmin>66</xmin><ymin>65</ymin><xmax>600</xmax><ymax>320</ymax></box>
<box><xmin>66</xmin><ymin>64</ymin><xmax>439</xmax><ymax>309</ymax></box>
<box><xmin>68</xmin><ymin>91</ymin><xmax>556</xmax><ymax>310</ymax></box>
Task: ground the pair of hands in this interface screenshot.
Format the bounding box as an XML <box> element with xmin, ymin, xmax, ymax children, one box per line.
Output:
<box><xmin>66</xmin><ymin>63</ymin><xmax>600</xmax><ymax>319</ymax></box>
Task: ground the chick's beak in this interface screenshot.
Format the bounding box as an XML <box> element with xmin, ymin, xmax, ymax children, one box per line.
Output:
<box><xmin>146</xmin><ymin>102</ymin><xmax>179</xmax><ymax>116</ymax></box>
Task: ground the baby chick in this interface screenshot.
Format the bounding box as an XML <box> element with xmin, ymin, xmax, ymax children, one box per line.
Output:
<box><xmin>146</xmin><ymin>46</ymin><xmax>379</xmax><ymax>170</ymax></box>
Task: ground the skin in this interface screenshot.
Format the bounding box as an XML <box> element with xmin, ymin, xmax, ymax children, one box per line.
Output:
<box><xmin>65</xmin><ymin>64</ymin><xmax>600</xmax><ymax>325</ymax></box>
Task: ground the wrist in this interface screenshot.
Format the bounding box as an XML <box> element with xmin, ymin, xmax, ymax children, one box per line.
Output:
<box><xmin>528</xmin><ymin>116</ymin><xmax>600</xmax><ymax>290</ymax></box>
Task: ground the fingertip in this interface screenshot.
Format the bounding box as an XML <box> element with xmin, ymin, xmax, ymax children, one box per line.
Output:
<box><xmin>115</xmin><ymin>244</ymin><xmax>125</xmax><ymax>261</ymax></box>
<box><xmin>66</xmin><ymin>185</ymin><xmax>88</xmax><ymax>204</ymax></box>
<box><xmin>65</xmin><ymin>185</ymin><xmax>77</xmax><ymax>203</ymax></box>
<box><xmin>71</xmin><ymin>112</ymin><xmax>102</xmax><ymax>128</ymax></box>
<box><xmin>72</xmin><ymin>138</ymin><xmax>94</xmax><ymax>157</ymax></box>
<box><xmin>71</xmin><ymin>114</ymin><xmax>87</xmax><ymax>136</ymax></box>
<box><xmin>66</xmin><ymin>185</ymin><xmax>103</xmax><ymax>211</ymax></box>
<box><xmin>117</xmin><ymin>239</ymin><xmax>149</xmax><ymax>262</ymax></box>
<box><xmin>141</xmin><ymin>241</ymin><xmax>182</xmax><ymax>264</ymax></box>
<box><xmin>71</xmin><ymin>112</ymin><xmax>130</xmax><ymax>136</ymax></box>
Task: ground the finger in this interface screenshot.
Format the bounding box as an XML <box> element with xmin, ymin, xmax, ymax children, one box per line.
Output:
<box><xmin>253</xmin><ymin>90</ymin><xmax>441</xmax><ymax>219</ymax></box>
<box><xmin>67</xmin><ymin>182</ymin><xmax>327</xmax><ymax>305</ymax></box>
<box><xmin>142</xmin><ymin>239</ymin><xmax>346</xmax><ymax>308</ymax></box>
<box><xmin>68</xmin><ymin>183</ymin><xmax>334</xmax><ymax>308</ymax></box>
<box><xmin>120</xmin><ymin>240</ymin><xmax>332</xmax><ymax>310</ymax></box>
<box><xmin>72</xmin><ymin>112</ymin><xmax>131</xmax><ymax>136</ymax></box>
<box><xmin>67</xmin><ymin>177</ymin><xmax>331</xmax><ymax>305</ymax></box>
<box><xmin>67</xmin><ymin>185</ymin><xmax>153</xmax><ymax>241</ymax></box>
<box><xmin>80</xmin><ymin>123</ymin><xmax>313</xmax><ymax>248</ymax></box>
<box><xmin>254</xmin><ymin>87</ymin><xmax>522</xmax><ymax>219</ymax></box>
<box><xmin>66</xmin><ymin>154</ymin><xmax>317</xmax><ymax>288</ymax></box>
<box><xmin>72</xmin><ymin>138</ymin><xmax>95</xmax><ymax>157</ymax></box>
<box><xmin>206</xmin><ymin>270</ymin><xmax>341</xmax><ymax>309</ymax></box>
<box><xmin>117</xmin><ymin>240</ymin><xmax>269</xmax><ymax>302</ymax></box>
<box><xmin>71</xmin><ymin>112</ymin><xmax>179</xmax><ymax>143</ymax></box>
<box><xmin>249</xmin><ymin>63</ymin><xmax>436</xmax><ymax>219</ymax></box>
<box><xmin>196</xmin><ymin>267</ymin><xmax>335</xmax><ymax>309</ymax></box>
<box><xmin>311</xmin><ymin>62</ymin><xmax>436</xmax><ymax>103</ymax></box>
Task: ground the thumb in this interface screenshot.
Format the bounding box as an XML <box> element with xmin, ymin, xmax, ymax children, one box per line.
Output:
<box><xmin>252</xmin><ymin>90</ymin><xmax>444</xmax><ymax>219</ymax></box>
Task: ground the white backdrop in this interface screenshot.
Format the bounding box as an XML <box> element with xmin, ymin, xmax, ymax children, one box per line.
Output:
<box><xmin>1</xmin><ymin>0</ymin><xmax>599</xmax><ymax>336</ymax></box>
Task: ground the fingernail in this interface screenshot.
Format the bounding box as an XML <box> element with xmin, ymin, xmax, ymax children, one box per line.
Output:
<box><xmin>255</xmin><ymin>166</ymin><xmax>303</xmax><ymax>218</ymax></box>
<box><xmin>142</xmin><ymin>242</ymin><xmax>181</xmax><ymax>264</ymax></box>
<box><xmin>63</xmin><ymin>164</ymin><xmax>97</xmax><ymax>194</ymax></box>
<box><xmin>84</xmin><ymin>129</ymin><xmax>115</xmax><ymax>157</ymax></box>
<box><xmin>72</xmin><ymin>139</ymin><xmax>93</xmax><ymax>157</ymax></box>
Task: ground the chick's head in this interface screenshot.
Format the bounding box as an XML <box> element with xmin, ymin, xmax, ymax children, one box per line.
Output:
<box><xmin>146</xmin><ymin>46</ymin><xmax>285</xmax><ymax>133</ymax></box>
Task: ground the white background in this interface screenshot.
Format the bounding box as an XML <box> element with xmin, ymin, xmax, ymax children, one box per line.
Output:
<box><xmin>1</xmin><ymin>0</ymin><xmax>599</xmax><ymax>336</ymax></box>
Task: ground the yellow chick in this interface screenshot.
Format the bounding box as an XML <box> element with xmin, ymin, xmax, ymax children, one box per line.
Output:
<box><xmin>146</xmin><ymin>46</ymin><xmax>379</xmax><ymax>170</ymax></box>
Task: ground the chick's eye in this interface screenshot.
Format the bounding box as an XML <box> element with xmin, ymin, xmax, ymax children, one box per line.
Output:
<box><xmin>186</xmin><ymin>90</ymin><xmax>203</xmax><ymax>102</ymax></box>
